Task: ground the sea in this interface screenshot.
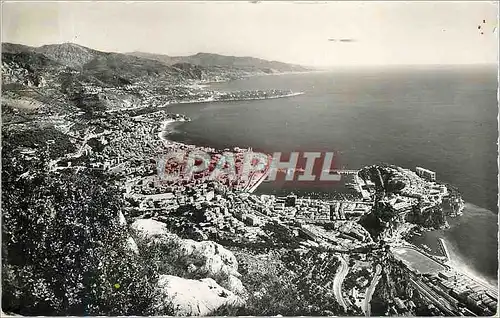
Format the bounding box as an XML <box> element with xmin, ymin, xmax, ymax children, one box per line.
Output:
<box><xmin>165</xmin><ymin>65</ymin><xmax>499</xmax><ymax>286</ymax></box>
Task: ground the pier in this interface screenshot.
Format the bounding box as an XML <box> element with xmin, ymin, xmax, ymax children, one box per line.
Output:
<box><xmin>438</xmin><ymin>238</ymin><xmax>451</xmax><ymax>262</ymax></box>
<box><xmin>245</xmin><ymin>169</ymin><xmax>271</xmax><ymax>193</ymax></box>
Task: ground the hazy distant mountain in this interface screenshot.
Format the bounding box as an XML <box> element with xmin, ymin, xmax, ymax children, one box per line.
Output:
<box><xmin>128</xmin><ymin>51</ymin><xmax>310</xmax><ymax>73</ymax></box>
<box><xmin>127</xmin><ymin>51</ymin><xmax>175</xmax><ymax>65</ymax></box>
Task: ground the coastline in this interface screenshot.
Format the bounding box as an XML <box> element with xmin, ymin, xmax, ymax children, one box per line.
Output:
<box><xmin>150</xmin><ymin>98</ymin><xmax>499</xmax><ymax>316</ymax></box>
<box><xmin>157</xmin><ymin>119</ymin><xmax>188</xmax><ymax>146</ymax></box>
<box><xmin>172</xmin><ymin>91</ymin><xmax>305</xmax><ymax>106</ymax></box>
<box><xmin>242</xmin><ymin>69</ymin><xmax>326</xmax><ymax>78</ymax></box>
<box><xmin>157</xmin><ymin>117</ymin><xmax>216</xmax><ymax>152</ymax></box>
<box><xmin>154</xmin><ymin>74</ymin><xmax>498</xmax><ymax>297</ymax></box>
<box><xmin>441</xmin><ymin>237</ymin><xmax>499</xmax><ymax>293</ymax></box>
<box><xmin>152</xmin><ymin>82</ymin><xmax>306</xmax><ymax>147</ymax></box>
<box><xmin>107</xmin><ymin>87</ymin><xmax>305</xmax><ymax>114</ymax></box>
<box><xmin>408</xmin><ymin>202</ymin><xmax>498</xmax><ymax>288</ymax></box>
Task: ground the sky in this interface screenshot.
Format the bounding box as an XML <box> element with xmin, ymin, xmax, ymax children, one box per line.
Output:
<box><xmin>2</xmin><ymin>1</ymin><xmax>498</xmax><ymax>67</ymax></box>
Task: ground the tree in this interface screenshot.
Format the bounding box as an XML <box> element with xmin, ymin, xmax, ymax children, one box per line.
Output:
<box><xmin>2</xmin><ymin>149</ymin><xmax>159</xmax><ymax>315</ymax></box>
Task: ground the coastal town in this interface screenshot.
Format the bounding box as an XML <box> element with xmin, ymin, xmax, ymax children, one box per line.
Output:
<box><xmin>7</xmin><ymin>100</ymin><xmax>497</xmax><ymax>315</ymax></box>
<box><xmin>1</xmin><ymin>41</ymin><xmax>497</xmax><ymax>317</ymax></box>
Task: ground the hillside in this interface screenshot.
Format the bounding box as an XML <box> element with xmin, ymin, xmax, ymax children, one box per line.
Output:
<box><xmin>2</xmin><ymin>41</ymin><xmax>488</xmax><ymax>318</ymax></box>
<box><xmin>127</xmin><ymin>51</ymin><xmax>175</xmax><ymax>65</ymax></box>
<box><xmin>128</xmin><ymin>51</ymin><xmax>310</xmax><ymax>73</ymax></box>
<box><xmin>2</xmin><ymin>42</ymin><xmax>307</xmax><ymax>114</ymax></box>
<box><xmin>2</xmin><ymin>42</ymin><xmax>105</xmax><ymax>69</ymax></box>
<box><xmin>36</xmin><ymin>43</ymin><xmax>105</xmax><ymax>69</ymax></box>
<box><xmin>3</xmin><ymin>42</ymin><xmax>309</xmax><ymax>86</ymax></box>
<box><xmin>2</xmin><ymin>42</ymin><xmax>309</xmax><ymax>74</ymax></box>
<box><xmin>1</xmin><ymin>42</ymin><xmax>214</xmax><ymax>90</ymax></box>
<box><xmin>2</xmin><ymin>42</ymin><xmax>37</xmax><ymax>54</ymax></box>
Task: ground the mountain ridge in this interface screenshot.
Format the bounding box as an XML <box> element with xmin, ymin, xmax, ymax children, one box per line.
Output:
<box><xmin>1</xmin><ymin>41</ymin><xmax>309</xmax><ymax>115</ymax></box>
<box><xmin>128</xmin><ymin>50</ymin><xmax>310</xmax><ymax>72</ymax></box>
<box><xmin>2</xmin><ymin>42</ymin><xmax>311</xmax><ymax>73</ymax></box>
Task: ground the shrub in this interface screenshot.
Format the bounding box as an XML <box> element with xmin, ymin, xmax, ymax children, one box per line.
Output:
<box><xmin>235</xmin><ymin>249</ymin><xmax>345</xmax><ymax>316</ymax></box>
<box><xmin>1</xmin><ymin>160</ymin><xmax>159</xmax><ymax>315</ymax></box>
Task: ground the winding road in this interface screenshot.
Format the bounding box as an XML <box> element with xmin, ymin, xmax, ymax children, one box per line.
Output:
<box><xmin>333</xmin><ymin>255</ymin><xmax>349</xmax><ymax>312</ymax></box>
<box><xmin>363</xmin><ymin>264</ymin><xmax>382</xmax><ymax>316</ymax></box>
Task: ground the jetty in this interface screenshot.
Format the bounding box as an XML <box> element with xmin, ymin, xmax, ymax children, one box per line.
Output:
<box><xmin>247</xmin><ymin>169</ymin><xmax>270</xmax><ymax>193</ymax></box>
<box><xmin>438</xmin><ymin>238</ymin><xmax>451</xmax><ymax>262</ymax></box>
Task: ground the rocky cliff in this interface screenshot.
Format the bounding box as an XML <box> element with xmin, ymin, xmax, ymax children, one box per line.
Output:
<box><xmin>130</xmin><ymin>218</ymin><xmax>246</xmax><ymax>315</ymax></box>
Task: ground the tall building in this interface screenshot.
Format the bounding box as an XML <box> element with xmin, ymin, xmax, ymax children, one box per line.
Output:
<box><xmin>285</xmin><ymin>194</ymin><xmax>297</xmax><ymax>207</ymax></box>
<box><xmin>329</xmin><ymin>203</ymin><xmax>338</xmax><ymax>220</ymax></box>
<box><xmin>416</xmin><ymin>166</ymin><xmax>436</xmax><ymax>181</ymax></box>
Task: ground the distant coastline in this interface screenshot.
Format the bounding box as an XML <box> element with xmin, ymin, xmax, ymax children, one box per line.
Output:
<box><xmin>173</xmin><ymin>91</ymin><xmax>305</xmax><ymax>105</ymax></box>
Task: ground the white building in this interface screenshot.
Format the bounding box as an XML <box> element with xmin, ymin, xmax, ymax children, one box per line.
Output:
<box><xmin>416</xmin><ymin>166</ymin><xmax>436</xmax><ymax>181</ymax></box>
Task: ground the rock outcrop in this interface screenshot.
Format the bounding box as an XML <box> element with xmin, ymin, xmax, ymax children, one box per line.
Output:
<box><xmin>131</xmin><ymin>218</ymin><xmax>247</xmax><ymax>297</ymax></box>
<box><xmin>154</xmin><ymin>275</ymin><xmax>244</xmax><ymax>316</ymax></box>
